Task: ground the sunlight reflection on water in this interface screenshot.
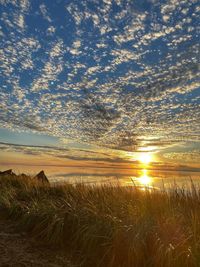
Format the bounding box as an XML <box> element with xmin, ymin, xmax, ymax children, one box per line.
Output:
<box><xmin>125</xmin><ymin>169</ymin><xmax>200</xmax><ymax>191</ymax></box>
<box><xmin>129</xmin><ymin>169</ymin><xmax>156</xmax><ymax>190</ymax></box>
<box><xmin>137</xmin><ymin>169</ymin><xmax>152</xmax><ymax>186</ymax></box>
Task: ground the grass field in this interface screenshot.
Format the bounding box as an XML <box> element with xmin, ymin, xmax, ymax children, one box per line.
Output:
<box><xmin>0</xmin><ymin>173</ymin><xmax>200</xmax><ymax>267</ymax></box>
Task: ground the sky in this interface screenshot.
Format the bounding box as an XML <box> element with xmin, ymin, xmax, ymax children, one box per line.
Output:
<box><xmin>0</xmin><ymin>0</ymin><xmax>200</xmax><ymax>172</ymax></box>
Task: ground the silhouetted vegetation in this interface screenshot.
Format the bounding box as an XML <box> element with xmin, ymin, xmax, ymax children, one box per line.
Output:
<box><xmin>0</xmin><ymin>173</ymin><xmax>200</xmax><ymax>266</ymax></box>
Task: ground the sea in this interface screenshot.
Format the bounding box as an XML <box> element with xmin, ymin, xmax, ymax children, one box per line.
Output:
<box><xmin>1</xmin><ymin>165</ymin><xmax>200</xmax><ymax>191</ymax></box>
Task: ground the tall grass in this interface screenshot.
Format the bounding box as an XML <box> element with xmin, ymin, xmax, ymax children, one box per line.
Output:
<box><xmin>1</xmin><ymin>174</ymin><xmax>200</xmax><ymax>266</ymax></box>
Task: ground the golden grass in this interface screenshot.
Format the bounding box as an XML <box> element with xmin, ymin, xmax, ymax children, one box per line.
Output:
<box><xmin>1</xmin><ymin>174</ymin><xmax>200</xmax><ymax>266</ymax></box>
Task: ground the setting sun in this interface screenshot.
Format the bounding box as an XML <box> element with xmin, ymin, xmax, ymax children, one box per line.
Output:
<box><xmin>138</xmin><ymin>153</ymin><xmax>153</xmax><ymax>164</ymax></box>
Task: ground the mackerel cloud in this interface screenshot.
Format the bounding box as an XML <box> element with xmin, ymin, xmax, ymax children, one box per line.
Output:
<box><xmin>0</xmin><ymin>0</ymin><xmax>199</xmax><ymax>153</ymax></box>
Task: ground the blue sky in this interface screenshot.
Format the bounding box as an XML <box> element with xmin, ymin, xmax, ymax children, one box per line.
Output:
<box><xmin>0</xmin><ymin>0</ymin><xmax>200</xmax><ymax>169</ymax></box>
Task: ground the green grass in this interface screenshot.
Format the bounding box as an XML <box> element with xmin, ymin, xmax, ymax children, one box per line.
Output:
<box><xmin>1</xmin><ymin>174</ymin><xmax>200</xmax><ymax>266</ymax></box>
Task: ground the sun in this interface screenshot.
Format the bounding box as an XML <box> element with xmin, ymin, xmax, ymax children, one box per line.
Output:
<box><xmin>138</xmin><ymin>153</ymin><xmax>152</xmax><ymax>164</ymax></box>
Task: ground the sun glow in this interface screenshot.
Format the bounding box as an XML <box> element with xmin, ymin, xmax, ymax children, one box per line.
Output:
<box><xmin>139</xmin><ymin>169</ymin><xmax>152</xmax><ymax>186</ymax></box>
<box><xmin>138</xmin><ymin>153</ymin><xmax>152</xmax><ymax>164</ymax></box>
<box><xmin>130</xmin><ymin>169</ymin><xmax>153</xmax><ymax>187</ymax></box>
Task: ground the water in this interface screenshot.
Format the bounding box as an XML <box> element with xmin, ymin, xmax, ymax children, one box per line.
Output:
<box><xmin>1</xmin><ymin>165</ymin><xmax>200</xmax><ymax>190</ymax></box>
<box><xmin>51</xmin><ymin>168</ymin><xmax>200</xmax><ymax>191</ymax></box>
